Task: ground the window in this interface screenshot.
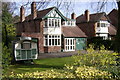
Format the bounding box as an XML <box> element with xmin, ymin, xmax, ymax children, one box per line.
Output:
<box><xmin>45</xmin><ymin>20</ymin><xmax>47</xmax><ymax>27</ymax></box>
<box><xmin>63</xmin><ymin>20</ymin><xmax>75</xmax><ymax>26</ymax></box>
<box><xmin>22</xmin><ymin>42</ymin><xmax>31</xmax><ymax>49</ymax></box>
<box><xmin>97</xmin><ymin>22</ymin><xmax>108</xmax><ymax>27</ymax></box>
<box><xmin>55</xmin><ymin>19</ymin><xmax>57</xmax><ymax>27</ymax></box>
<box><xmin>65</xmin><ymin>38</ymin><xmax>75</xmax><ymax>51</ymax></box>
<box><xmin>97</xmin><ymin>23</ymin><xmax>100</xmax><ymax>27</ymax></box>
<box><xmin>44</xmin><ymin>35</ymin><xmax>61</xmax><ymax>46</ymax></box>
<box><xmin>44</xmin><ymin>18</ymin><xmax>61</xmax><ymax>27</ymax></box>
<box><xmin>52</xmin><ymin>19</ymin><xmax>54</xmax><ymax>27</ymax></box>
<box><xmin>49</xmin><ymin>19</ymin><xmax>52</xmax><ymax>27</ymax></box>
<box><xmin>44</xmin><ymin>35</ymin><xmax>48</xmax><ymax>46</ymax></box>
<box><xmin>101</xmin><ymin>23</ymin><xmax>106</xmax><ymax>27</ymax></box>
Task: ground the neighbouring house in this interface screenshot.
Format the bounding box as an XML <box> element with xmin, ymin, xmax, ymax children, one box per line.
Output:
<box><xmin>76</xmin><ymin>10</ymin><xmax>117</xmax><ymax>40</ymax></box>
<box><xmin>14</xmin><ymin>2</ymin><xmax>87</xmax><ymax>60</ymax></box>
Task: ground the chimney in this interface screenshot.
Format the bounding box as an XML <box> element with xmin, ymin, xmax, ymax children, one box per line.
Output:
<box><xmin>71</xmin><ymin>12</ymin><xmax>76</xmax><ymax>19</ymax></box>
<box><xmin>20</xmin><ymin>6</ymin><xmax>25</xmax><ymax>22</ymax></box>
<box><xmin>31</xmin><ymin>2</ymin><xmax>37</xmax><ymax>19</ymax></box>
<box><xmin>85</xmin><ymin>10</ymin><xmax>90</xmax><ymax>22</ymax></box>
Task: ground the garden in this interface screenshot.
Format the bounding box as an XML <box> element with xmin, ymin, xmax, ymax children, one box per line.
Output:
<box><xmin>3</xmin><ymin>45</ymin><xmax>120</xmax><ymax>79</ymax></box>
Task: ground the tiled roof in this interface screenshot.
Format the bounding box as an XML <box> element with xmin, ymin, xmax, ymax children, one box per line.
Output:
<box><xmin>108</xmin><ymin>9</ymin><xmax>118</xmax><ymax>29</ymax></box>
<box><xmin>62</xmin><ymin>26</ymin><xmax>87</xmax><ymax>37</ymax></box>
<box><xmin>76</xmin><ymin>12</ymin><xmax>107</xmax><ymax>23</ymax></box>
<box><xmin>108</xmin><ymin>24</ymin><xmax>117</xmax><ymax>35</ymax></box>
<box><xmin>25</xmin><ymin>7</ymin><xmax>55</xmax><ymax>21</ymax></box>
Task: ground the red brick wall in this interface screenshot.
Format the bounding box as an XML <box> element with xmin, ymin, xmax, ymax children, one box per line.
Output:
<box><xmin>21</xmin><ymin>33</ymin><xmax>44</xmax><ymax>53</ymax></box>
<box><xmin>44</xmin><ymin>46</ymin><xmax>61</xmax><ymax>53</ymax></box>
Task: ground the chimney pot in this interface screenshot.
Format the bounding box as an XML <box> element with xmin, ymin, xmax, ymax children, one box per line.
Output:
<box><xmin>85</xmin><ymin>10</ymin><xmax>90</xmax><ymax>22</ymax></box>
<box><xmin>20</xmin><ymin>6</ymin><xmax>25</xmax><ymax>22</ymax></box>
<box><xmin>31</xmin><ymin>2</ymin><xmax>37</xmax><ymax>19</ymax></box>
<box><xmin>71</xmin><ymin>12</ymin><xmax>76</xmax><ymax>19</ymax></box>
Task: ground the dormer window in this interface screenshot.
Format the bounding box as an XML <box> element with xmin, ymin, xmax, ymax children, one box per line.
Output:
<box><xmin>63</xmin><ymin>20</ymin><xmax>76</xmax><ymax>26</ymax></box>
<box><xmin>97</xmin><ymin>21</ymin><xmax>110</xmax><ymax>27</ymax></box>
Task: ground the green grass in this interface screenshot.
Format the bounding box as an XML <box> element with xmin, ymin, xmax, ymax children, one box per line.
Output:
<box><xmin>6</xmin><ymin>57</ymin><xmax>74</xmax><ymax>75</ymax></box>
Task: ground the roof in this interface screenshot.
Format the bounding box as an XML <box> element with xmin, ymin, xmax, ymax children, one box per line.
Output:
<box><xmin>108</xmin><ymin>24</ymin><xmax>117</xmax><ymax>35</ymax></box>
<box><xmin>62</xmin><ymin>26</ymin><xmax>87</xmax><ymax>37</ymax></box>
<box><xmin>25</xmin><ymin>7</ymin><xmax>55</xmax><ymax>21</ymax></box>
<box><xmin>76</xmin><ymin>12</ymin><xmax>109</xmax><ymax>23</ymax></box>
<box><xmin>108</xmin><ymin>9</ymin><xmax>118</xmax><ymax>29</ymax></box>
<box><xmin>24</xmin><ymin>7</ymin><xmax>67</xmax><ymax>21</ymax></box>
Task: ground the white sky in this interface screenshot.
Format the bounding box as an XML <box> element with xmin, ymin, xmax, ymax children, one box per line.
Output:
<box><xmin>3</xmin><ymin>0</ymin><xmax>118</xmax><ymax>18</ymax></box>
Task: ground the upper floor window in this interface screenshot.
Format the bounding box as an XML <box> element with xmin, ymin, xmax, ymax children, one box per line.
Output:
<box><xmin>97</xmin><ymin>21</ymin><xmax>110</xmax><ymax>27</ymax></box>
<box><xmin>63</xmin><ymin>20</ymin><xmax>76</xmax><ymax>26</ymax></box>
<box><xmin>44</xmin><ymin>18</ymin><xmax>61</xmax><ymax>27</ymax></box>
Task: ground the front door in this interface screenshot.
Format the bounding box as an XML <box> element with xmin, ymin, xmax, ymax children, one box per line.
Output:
<box><xmin>76</xmin><ymin>38</ymin><xmax>86</xmax><ymax>50</ymax></box>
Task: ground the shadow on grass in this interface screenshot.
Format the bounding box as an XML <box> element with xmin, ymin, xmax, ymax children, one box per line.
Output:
<box><xmin>13</xmin><ymin>63</ymin><xmax>64</xmax><ymax>70</ymax></box>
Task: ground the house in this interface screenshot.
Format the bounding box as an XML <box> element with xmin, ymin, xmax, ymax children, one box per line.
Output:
<box><xmin>15</xmin><ymin>2</ymin><xmax>87</xmax><ymax>58</ymax></box>
<box><xmin>76</xmin><ymin>10</ymin><xmax>116</xmax><ymax>40</ymax></box>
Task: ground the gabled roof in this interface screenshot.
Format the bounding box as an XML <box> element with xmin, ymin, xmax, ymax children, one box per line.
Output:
<box><xmin>76</xmin><ymin>12</ymin><xmax>109</xmax><ymax>23</ymax></box>
<box><xmin>108</xmin><ymin>24</ymin><xmax>117</xmax><ymax>35</ymax></box>
<box><xmin>108</xmin><ymin>9</ymin><xmax>118</xmax><ymax>29</ymax></box>
<box><xmin>25</xmin><ymin>7</ymin><xmax>66</xmax><ymax>21</ymax></box>
<box><xmin>62</xmin><ymin>26</ymin><xmax>87</xmax><ymax>37</ymax></box>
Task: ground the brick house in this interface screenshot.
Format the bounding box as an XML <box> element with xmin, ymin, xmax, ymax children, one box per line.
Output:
<box><xmin>76</xmin><ymin>10</ymin><xmax>116</xmax><ymax>40</ymax></box>
<box><xmin>15</xmin><ymin>2</ymin><xmax>87</xmax><ymax>59</ymax></box>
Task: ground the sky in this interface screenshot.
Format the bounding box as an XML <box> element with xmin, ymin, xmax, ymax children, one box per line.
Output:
<box><xmin>4</xmin><ymin>0</ymin><xmax>118</xmax><ymax>18</ymax></box>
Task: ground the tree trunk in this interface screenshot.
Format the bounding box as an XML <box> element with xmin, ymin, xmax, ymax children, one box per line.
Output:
<box><xmin>115</xmin><ymin>1</ymin><xmax>120</xmax><ymax>53</ymax></box>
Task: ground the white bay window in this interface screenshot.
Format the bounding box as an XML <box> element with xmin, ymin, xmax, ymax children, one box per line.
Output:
<box><xmin>44</xmin><ymin>35</ymin><xmax>61</xmax><ymax>46</ymax></box>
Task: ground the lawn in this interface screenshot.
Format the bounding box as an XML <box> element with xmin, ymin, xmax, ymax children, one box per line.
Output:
<box><xmin>5</xmin><ymin>57</ymin><xmax>74</xmax><ymax>75</ymax></box>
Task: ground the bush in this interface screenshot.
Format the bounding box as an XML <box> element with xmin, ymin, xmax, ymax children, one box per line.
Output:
<box><xmin>72</xmin><ymin>45</ymin><xmax>120</xmax><ymax>79</ymax></box>
<box><xmin>2</xmin><ymin>43</ymin><xmax>12</xmax><ymax>74</ymax></box>
<box><xmin>3</xmin><ymin>45</ymin><xmax>120</xmax><ymax>79</ymax></box>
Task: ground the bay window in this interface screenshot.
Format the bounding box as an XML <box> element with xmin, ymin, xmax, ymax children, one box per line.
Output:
<box><xmin>44</xmin><ymin>35</ymin><xmax>61</xmax><ymax>46</ymax></box>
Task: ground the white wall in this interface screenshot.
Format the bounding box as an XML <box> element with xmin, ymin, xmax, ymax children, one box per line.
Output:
<box><xmin>44</xmin><ymin>27</ymin><xmax>62</xmax><ymax>34</ymax></box>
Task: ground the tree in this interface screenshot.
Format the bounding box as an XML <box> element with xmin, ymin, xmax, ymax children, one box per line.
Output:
<box><xmin>115</xmin><ymin>1</ymin><xmax>120</xmax><ymax>53</ymax></box>
<box><xmin>2</xmin><ymin>2</ymin><xmax>16</xmax><ymax>74</ymax></box>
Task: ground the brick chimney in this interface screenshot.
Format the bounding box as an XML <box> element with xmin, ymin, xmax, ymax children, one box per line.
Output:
<box><xmin>31</xmin><ymin>2</ymin><xmax>37</xmax><ymax>19</ymax></box>
<box><xmin>71</xmin><ymin>12</ymin><xmax>76</xmax><ymax>19</ymax></box>
<box><xmin>85</xmin><ymin>10</ymin><xmax>90</xmax><ymax>22</ymax></box>
<box><xmin>20</xmin><ymin>6</ymin><xmax>25</xmax><ymax>22</ymax></box>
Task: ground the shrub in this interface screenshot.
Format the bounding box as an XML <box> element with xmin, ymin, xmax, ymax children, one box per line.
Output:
<box><xmin>72</xmin><ymin>45</ymin><xmax>120</xmax><ymax>79</ymax></box>
<box><xmin>3</xmin><ymin>70</ymin><xmax>75</xmax><ymax>78</ymax></box>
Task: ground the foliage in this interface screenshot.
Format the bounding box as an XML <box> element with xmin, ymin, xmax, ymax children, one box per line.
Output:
<box><xmin>3</xmin><ymin>69</ymin><xmax>75</xmax><ymax>78</ymax></box>
<box><xmin>3</xmin><ymin>66</ymin><xmax>111</xmax><ymax>79</ymax></box>
<box><xmin>88</xmin><ymin>38</ymin><xmax>114</xmax><ymax>50</ymax></box>
<box><xmin>3</xmin><ymin>44</ymin><xmax>120</xmax><ymax>79</ymax></box>
<box><xmin>2</xmin><ymin>3</ymin><xmax>16</xmax><ymax>74</ymax></box>
<box><xmin>72</xmin><ymin>44</ymin><xmax>120</xmax><ymax>79</ymax></box>
<box><xmin>2</xmin><ymin>44</ymin><xmax>12</xmax><ymax>74</ymax></box>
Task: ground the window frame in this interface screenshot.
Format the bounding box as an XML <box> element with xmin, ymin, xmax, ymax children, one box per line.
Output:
<box><xmin>44</xmin><ymin>35</ymin><xmax>61</xmax><ymax>46</ymax></box>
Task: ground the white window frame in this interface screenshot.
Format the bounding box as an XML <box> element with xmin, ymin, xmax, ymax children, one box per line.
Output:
<box><xmin>44</xmin><ymin>35</ymin><xmax>61</xmax><ymax>46</ymax></box>
<box><xmin>46</xmin><ymin>18</ymin><xmax>61</xmax><ymax>28</ymax></box>
<box><xmin>65</xmin><ymin>38</ymin><xmax>75</xmax><ymax>51</ymax></box>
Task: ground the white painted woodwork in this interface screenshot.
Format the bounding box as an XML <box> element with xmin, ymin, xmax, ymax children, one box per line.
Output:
<box><xmin>47</xmin><ymin>10</ymin><xmax>61</xmax><ymax>18</ymax></box>
<box><xmin>63</xmin><ymin>21</ymin><xmax>76</xmax><ymax>26</ymax></box>
<box><xmin>64</xmin><ymin>38</ymin><xmax>75</xmax><ymax>51</ymax></box>
<box><xmin>95</xmin><ymin>21</ymin><xmax>110</xmax><ymax>39</ymax></box>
